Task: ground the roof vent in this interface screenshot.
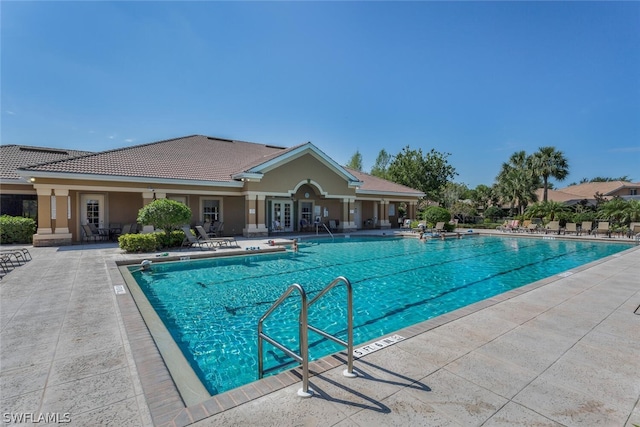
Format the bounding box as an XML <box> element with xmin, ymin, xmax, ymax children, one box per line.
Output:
<box><xmin>207</xmin><ymin>137</ymin><xmax>234</xmax><ymax>143</ymax></box>
<box><xmin>19</xmin><ymin>147</ymin><xmax>69</xmax><ymax>155</ymax></box>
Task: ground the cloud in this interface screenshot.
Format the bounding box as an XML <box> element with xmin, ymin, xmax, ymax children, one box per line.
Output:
<box><xmin>124</xmin><ymin>138</ymin><xmax>135</xmax><ymax>143</ymax></box>
<box><xmin>5</xmin><ymin>110</ymin><xmax>15</xmax><ymax>115</ymax></box>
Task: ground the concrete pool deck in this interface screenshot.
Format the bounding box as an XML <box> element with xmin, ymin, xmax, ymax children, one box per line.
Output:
<box><xmin>0</xmin><ymin>231</ymin><xmax>639</xmax><ymax>426</ymax></box>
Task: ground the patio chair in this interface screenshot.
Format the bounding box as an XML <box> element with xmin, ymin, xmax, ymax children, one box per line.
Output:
<box><xmin>195</xmin><ymin>226</ymin><xmax>238</xmax><ymax>247</ymax></box>
<box><xmin>564</xmin><ymin>222</ymin><xmax>578</xmax><ymax>235</ymax></box>
<box><xmin>433</xmin><ymin>222</ymin><xmax>446</xmax><ymax>233</ymax></box>
<box><xmin>579</xmin><ymin>221</ymin><xmax>593</xmax><ymax>236</ymax></box>
<box><xmin>299</xmin><ymin>218</ymin><xmax>311</xmax><ymax>232</ymax></box>
<box><xmin>545</xmin><ymin>221</ymin><xmax>562</xmax><ymax>235</ymax></box>
<box><xmin>82</xmin><ymin>224</ymin><xmax>102</xmax><ymax>243</ymax></box>
<box><xmin>181</xmin><ymin>226</ymin><xmax>215</xmax><ymax>251</ymax></box>
<box><xmin>208</xmin><ymin>221</ymin><xmax>224</xmax><ymax>237</ymax></box>
<box><xmin>594</xmin><ymin>221</ymin><xmax>611</xmax><ymax>237</ymax></box>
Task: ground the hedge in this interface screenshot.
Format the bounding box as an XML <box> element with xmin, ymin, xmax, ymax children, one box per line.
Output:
<box><xmin>0</xmin><ymin>215</ymin><xmax>36</xmax><ymax>244</ymax></box>
<box><xmin>118</xmin><ymin>230</ymin><xmax>185</xmax><ymax>253</ymax></box>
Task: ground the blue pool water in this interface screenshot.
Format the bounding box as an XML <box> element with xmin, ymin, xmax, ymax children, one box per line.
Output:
<box><xmin>129</xmin><ymin>235</ymin><xmax>630</xmax><ymax>396</ymax></box>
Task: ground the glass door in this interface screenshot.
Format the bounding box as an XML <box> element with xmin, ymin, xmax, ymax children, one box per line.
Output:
<box><xmin>81</xmin><ymin>194</ymin><xmax>105</xmax><ymax>228</ymax></box>
<box><xmin>271</xmin><ymin>200</ymin><xmax>293</xmax><ymax>232</ymax></box>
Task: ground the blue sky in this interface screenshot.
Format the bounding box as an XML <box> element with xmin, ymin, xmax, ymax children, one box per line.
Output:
<box><xmin>2</xmin><ymin>1</ymin><xmax>639</xmax><ymax>188</ymax></box>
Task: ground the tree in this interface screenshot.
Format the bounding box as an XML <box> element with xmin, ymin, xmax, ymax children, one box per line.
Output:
<box><xmin>524</xmin><ymin>200</ymin><xmax>569</xmax><ymax>222</ymax></box>
<box><xmin>441</xmin><ymin>182</ymin><xmax>468</xmax><ymax>210</ymax></box>
<box><xmin>370</xmin><ymin>149</ymin><xmax>392</xmax><ymax>179</ymax></box>
<box><xmin>470</xmin><ymin>184</ymin><xmax>494</xmax><ymax>212</ymax></box>
<box><xmin>530</xmin><ymin>146</ymin><xmax>569</xmax><ymax>202</ymax></box>
<box><xmin>137</xmin><ymin>198</ymin><xmax>192</xmax><ymax>236</ymax></box>
<box><xmin>495</xmin><ymin>151</ymin><xmax>539</xmax><ymax>215</ymax></box>
<box><xmin>387</xmin><ymin>146</ymin><xmax>457</xmax><ymax>205</ymax></box>
<box><xmin>345</xmin><ymin>150</ymin><xmax>363</xmax><ymax>171</ymax></box>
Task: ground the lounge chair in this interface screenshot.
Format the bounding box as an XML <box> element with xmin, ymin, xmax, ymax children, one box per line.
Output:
<box><xmin>299</xmin><ymin>218</ymin><xmax>311</xmax><ymax>232</ymax></box>
<box><xmin>525</xmin><ymin>222</ymin><xmax>540</xmax><ymax>233</ymax></box>
<box><xmin>545</xmin><ymin>221</ymin><xmax>562</xmax><ymax>235</ymax></box>
<box><xmin>329</xmin><ymin>220</ymin><xmax>338</xmax><ymax>232</ymax></box>
<box><xmin>580</xmin><ymin>221</ymin><xmax>593</xmax><ymax>236</ymax></box>
<box><xmin>497</xmin><ymin>220</ymin><xmax>519</xmax><ymax>232</ymax></box>
<box><xmin>433</xmin><ymin>222</ymin><xmax>446</xmax><ymax>233</ymax></box>
<box><xmin>181</xmin><ymin>226</ymin><xmax>215</xmax><ymax>250</ymax></box>
<box><xmin>594</xmin><ymin>221</ymin><xmax>610</xmax><ymax>237</ymax></box>
<box><xmin>564</xmin><ymin>222</ymin><xmax>578</xmax><ymax>235</ymax></box>
<box><xmin>195</xmin><ymin>226</ymin><xmax>238</xmax><ymax>247</ymax></box>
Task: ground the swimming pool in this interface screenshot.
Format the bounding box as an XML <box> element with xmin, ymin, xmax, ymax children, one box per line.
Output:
<box><xmin>127</xmin><ymin>235</ymin><xmax>631</xmax><ymax>397</ymax></box>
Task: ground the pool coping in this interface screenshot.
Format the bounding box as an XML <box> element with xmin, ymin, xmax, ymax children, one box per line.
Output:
<box><xmin>115</xmin><ymin>235</ymin><xmax>638</xmax><ymax>426</ymax></box>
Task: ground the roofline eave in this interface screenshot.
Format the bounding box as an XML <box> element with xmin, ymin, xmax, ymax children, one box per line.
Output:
<box><xmin>356</xmin><ymin>189</ymin><xmax>425</xmax><ymax>198</ymax></box>
<box><xmin>15</xmin><ymin>170</ymin><xmax>244</xmax><ymax>188</ymax></box>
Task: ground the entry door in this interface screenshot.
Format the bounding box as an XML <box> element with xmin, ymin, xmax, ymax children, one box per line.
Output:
<box><xmin>81</xmin><ymin>194</ymin><xmax>105</xmax><ymax>228</ymax></box>
<box><xmin>354</xmin><ymin>201</ymin><xmax>362</xmax><ymax>228</ymax></box>
<box><xmin>271</xmin><ymin>200</ymin><xmax>293</xmax><ymax>232</ymax></box>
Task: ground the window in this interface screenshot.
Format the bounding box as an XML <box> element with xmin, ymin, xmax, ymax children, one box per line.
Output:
<box><xmin>631</xmin><ymin>189</ymin><xmax>638</xmax><ymax>196</ymax></box>
<box><xmin>202</xmin><ymin>199</ymin><xmax>220</xmax><ymax>223</ymax></box>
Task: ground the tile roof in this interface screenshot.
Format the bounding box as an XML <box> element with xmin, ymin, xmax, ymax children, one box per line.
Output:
<box><xmin>535</xmin><ymin>180</ymin><xmax>640</xmax><ymax>204</ymax></box>
<box><xmin>345</xmin><ymin>167</ymin><xmax>425</xmax><ymax>196</ymax></box>
<box><xmin>1</xmin><ymin>145</ymin><xmax>94</xmax><ymax>181</ymax></box>
<box><xmin>19</xmin><ymin>135</ymin><xmax>295</xmax><ymax>183</ymax></box>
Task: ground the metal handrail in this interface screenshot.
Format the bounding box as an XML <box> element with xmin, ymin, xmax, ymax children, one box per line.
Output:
<box><xmin>316</xmin><ymin>222</ymin><xmax>334</xmax><ymax>240</ymax></box>
<box><xmin>257</xmin><ymin>283</ymin><xmax>312</xmax><ymax>397</ymax></box>
<box><xmin>307</xmin><ymin>276</ymin><xmax>356</xmax><ymax>378</ymax></box>
<box><xmin>257</xmin><ymin>276</ymin><xmax>356</xmax><ymax>398</ymax></box>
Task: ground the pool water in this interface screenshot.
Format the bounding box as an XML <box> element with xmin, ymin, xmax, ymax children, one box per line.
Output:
<box><xmin>129</xmin><ymin>235</ymin><xmax>630</xmax><ymax>395</ymax></box>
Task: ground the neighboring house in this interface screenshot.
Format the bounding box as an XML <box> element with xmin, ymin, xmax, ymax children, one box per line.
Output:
<box><xmin>535</xmin><ymin>181</ymin><xmax>640</xmax><ymax>206</ymax></box>
<box><xmin>0</xmin><ymin>145</ymin><xmax>94</xmax><ymax>218</ymax></box>
<box><xmin>7</xmin><ymin>135</ymin><xmax>424</xmax><ymax>246</ymax></box>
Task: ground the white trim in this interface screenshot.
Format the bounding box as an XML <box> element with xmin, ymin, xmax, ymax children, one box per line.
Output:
<box><xmin>245</xmin><ymin>143</ymin><xmax>363</xmax><ymax>186</ymax></box>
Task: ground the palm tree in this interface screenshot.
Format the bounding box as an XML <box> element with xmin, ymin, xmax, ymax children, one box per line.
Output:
<box><xmin>525</xmin><ymin>200</ymin><xmax>570</xmax><ymax>222</ymax></box>
<box><xmin>495</xmin><ymin>151</ymin><xmax>539</xmax><ymax>215</ymax></box>
<box><xmin>531</xmin><ymin>146</ymin><xmax>569</xmax><ymax>202</ymax></box>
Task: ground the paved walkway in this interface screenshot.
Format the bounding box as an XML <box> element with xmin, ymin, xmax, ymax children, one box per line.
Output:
<box><xmin>1</xmin><ymin>233</ymin><xmax>639</xmax><ymax>426</ymax></box>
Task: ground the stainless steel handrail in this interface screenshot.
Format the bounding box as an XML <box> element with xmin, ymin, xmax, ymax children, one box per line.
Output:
<box><xmin>307</xmin><ymin>276</ymin><xmax>356</xmax><ymax>378</ymax></box>
<box><xmin>257</xmin><ymin>276</ymin><xmax>356</xmax><ymax>398</ymax></box>
<box><xmin>316</xmin><ymin>222</ymin><xmax>334</xmax><ymax>240</ymax></box>
<box><xmin>257</xmin><ymin>283</ymin><xmax>312</xmax><ymax>397</ymax></box>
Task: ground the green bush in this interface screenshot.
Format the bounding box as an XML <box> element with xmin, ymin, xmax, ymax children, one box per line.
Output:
<box><xmin>0</xmin><ymin>215</ymin><xmax>37</xmax><ymax>244</ymax></box>
<box><xmin>118</xmin><ymin>233</ymin><xmax>160</xmax><ymax>253</ymax></box>
<box><xmin>483</xmin><ymin>206</ymin><xmax>505</xmax><ymax>221</ymax></box>
<box><xmin>422</xmin><ymin>206</ymin><xmax>451</xmax><ymax>229</ymax></box>
<box><xmin>118</xmin><ymin>230</ymin><xmax>186</xmax><ymax>253</ymax></box>
<box><xmin>137</xmin><ymin>199</ymin><xmax>192</xmax><ymax>235</ymax></box>
<box><xmin>155</xmin><ymin>230</ymin><xmax>186</xmax><ymax>249</ymax></box>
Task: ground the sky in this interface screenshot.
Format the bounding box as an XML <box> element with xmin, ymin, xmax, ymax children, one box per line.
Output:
<box><xmin>2</xmin><ymin>1</ymin><xmax>639</xmax><ymax>188</ymax></box>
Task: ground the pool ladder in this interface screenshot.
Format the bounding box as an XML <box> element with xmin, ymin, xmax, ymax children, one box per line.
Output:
<box><xmin>257</xmin><ymin>276</ymin><xmax>356</xmax><ymax>397</ymax></box>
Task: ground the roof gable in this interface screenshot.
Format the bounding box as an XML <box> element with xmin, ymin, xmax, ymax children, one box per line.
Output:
<box><xmin>234</xmin><ymin>142</ymin><xmax>362</xmax><ymax>187</ymax></box>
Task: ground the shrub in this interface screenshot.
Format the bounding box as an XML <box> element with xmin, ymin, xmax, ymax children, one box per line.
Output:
<box><xmin>483</xmin><ymin>206</ymin><xmax>505</xmax><ymax>221</ymax></box>
<box><xmin>0</xmin><ymin>215</ymin><xmax>37</xmax><ymax>244</ymax></box>
<box><xmin>155</xmin><ymin>230</ymin><xmax>186</xmax><ymax>249</ymax></box>
<box><xmin>137</xmin><ymin>199</ymin><xmax>192</xmax><ymax>235</ymax></box>
<box><xmin>118</xmin><ymin>230</ymin><xmax>186</xmax><ymax>253</ymax></box>
<box><xmin>422</xmin><ymin>206</ymin><xmax>451</xmax><ymax>228</ymax></box>
<box><xmin>118</xmin><ymin>233</ymin><xmax>160</xmax><ymax>253</ymax></box>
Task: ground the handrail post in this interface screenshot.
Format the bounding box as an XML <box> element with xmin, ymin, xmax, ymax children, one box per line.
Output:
<box><xmin>258</xmin><ymin>283</ymin><xmax>313</xmax><ymax>397</ymax></box>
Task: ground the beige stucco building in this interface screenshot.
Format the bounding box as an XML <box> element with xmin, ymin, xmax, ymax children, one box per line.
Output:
<box><xmin>3</xmin><ymin>135</ymin><xmax>424</xmax><ymax>246</ymax></box>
